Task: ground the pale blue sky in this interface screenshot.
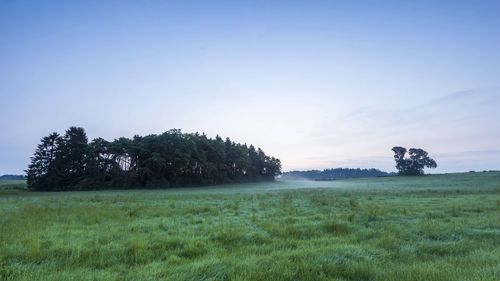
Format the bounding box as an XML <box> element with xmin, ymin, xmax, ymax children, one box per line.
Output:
<box><xmin>1</xmin><ymin>0</ymin><xmax>500</xmax><ymax>174</ymax></box>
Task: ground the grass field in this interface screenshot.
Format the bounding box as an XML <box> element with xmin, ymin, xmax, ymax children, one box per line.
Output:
<box><xmin>0</xmin><ymin>180</ymin><xmax>26</xmax><ymax>190</ymax></box>
<box><xmin>1</xmin><ymin>172</ymin><xmax>499</xmax><ymax>281</ymax></box>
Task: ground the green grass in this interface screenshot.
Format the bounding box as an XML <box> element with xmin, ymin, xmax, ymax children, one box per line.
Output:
<box><xmin>0</xmin><ymin>180</ymin><xmax>26</xmax><ymax>190</ymax></box>
<box><xmin>1</xmin><ymin>172</ymin><xmax>500</xmax><ymax>280</ymax></box>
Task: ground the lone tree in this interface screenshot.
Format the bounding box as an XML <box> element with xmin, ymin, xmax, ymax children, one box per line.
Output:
<box><xmin>392</xmin><ymin>146</ymin><xmax>437</xmax><ymax>176</ymax></box>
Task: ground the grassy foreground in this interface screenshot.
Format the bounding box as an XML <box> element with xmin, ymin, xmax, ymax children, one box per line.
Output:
<box><xmin>1</xmin><ymin>172</ymin><xmax>499</xmax><ymax>281</ymax></box>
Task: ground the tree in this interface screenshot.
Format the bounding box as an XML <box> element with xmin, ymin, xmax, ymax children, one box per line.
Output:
<box><xmin>26</xmin><ymin>126</ymin><xmax>281</xmax><ymax>190</ymax></box>
<box><xmin>57</xmin><ymin>127</ymin><xmax>89</xmax><ymax>188</ymax></box>
<box><xmin>281</xmin><ymin>168</ymin><xmax>392</xmax><ymax>180</ymax></box>
<box><xmin>26</xmin><ymin>132</ymin><xmax>63</xmax><ymax>190</ymax></box>
<box><xmin>86</xmin><ymin>137</ymin><xmax>115</xmax><ymax>184</ymax></box>
<box><xmin>392</xmin><ymin>146</ymin><xmax>437</xmax><ymax>176</ymax></box>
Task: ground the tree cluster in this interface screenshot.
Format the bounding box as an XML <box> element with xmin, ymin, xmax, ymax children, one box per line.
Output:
<box><xmin>0</xmin><ymin>174</ymin><xmax>26</xmax><ymax>180</ymax></box>
<box><xmin>281</xmin><ymin>168</ymin><xmax>392</xmax><ymax>180</ymax></box>
<box><xmin>26</xmin><ymin>127</ymin><xmax>281</xmax><ymax>191</ymax></box>
<box><xmin>392</xmin><ymin>146</ymin><xmax>437</xmax><ymax>176</ymax></box>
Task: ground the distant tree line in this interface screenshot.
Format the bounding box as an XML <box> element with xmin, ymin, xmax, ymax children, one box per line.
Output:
<box><xmin>0</xmin><ymin>174</ymin><xmax>26</xmax><ymax>180</ymax></box>
<box><xmin>26</xmin><ymin>127</ymin><xmax>281</xmax><ymax>191</ymax></box>
<box><xmin>392</xmin><ymin>146</ymin><xmax>437</xmax><ymax>176</ymax></box>
<box><xmin>280</xmin><ymin>168</ymin><xmax>393</xmax><ymax>180</ymax></box>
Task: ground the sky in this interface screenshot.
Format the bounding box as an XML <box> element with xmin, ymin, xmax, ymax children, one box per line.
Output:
<box><xmin>1</xmin><ymin>0</ymin><xmax>500</xmax><ymax>174</ymax></box>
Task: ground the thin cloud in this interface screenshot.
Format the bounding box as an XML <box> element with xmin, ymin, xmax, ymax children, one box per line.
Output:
<box><xmin>435</xmin><ymin>150</ymin><xmax>500</xmax><ymax>158</ymax></box>
<box><xmin>347</xmin><ymin>88</ymin><xmax>499</xmax><ymax>126</ymax></box>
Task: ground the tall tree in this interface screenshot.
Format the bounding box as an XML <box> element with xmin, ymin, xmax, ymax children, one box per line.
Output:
<box><xmin>26</xmin><ymin>132</ymin><xmax>62</xmax><ymax>190</ymax></box>
<box><xmin>57</xmin><ymin>127</ymin><xmax>89</xmax><ymax>188</ymax></box>
<box><xmin>392</xmin><ymin>146</ymin><xmax>407</xmax><ymax>174</ymax></box>
<box><xmin>392</xmin><ymin>146</ymin><xmax>437</xmax><ymax>176</ymax></box>
<box><xmin>86</xmin><ymin>137</ymin><xmax>115</xmax><ymax>184</ymax></box>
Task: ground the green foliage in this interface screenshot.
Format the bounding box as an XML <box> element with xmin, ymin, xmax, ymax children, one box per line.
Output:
<box><xmin>1</xmin><ymin>172</ymin><xmax>500</xmax><ymax>280</ymax></box>
<box><xmin>392</xmin><ymin>146</ymin><xmax>437</xmax><ymax>176</ymax></box>
<box><xmin>26</xmin><ymin>127</ymin><xmax>281</xmax><ymax>191</ymax></box>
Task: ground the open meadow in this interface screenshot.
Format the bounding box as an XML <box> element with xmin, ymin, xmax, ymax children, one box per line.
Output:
<box><xmin>1</xmin><ymin>172</ymin><xmax>500</xmax><ymax>281</ymax></box>
<box><xmin>0</xmin><ymin>180</ymin><xmax>26</xmax><ymax>191</ymax></box>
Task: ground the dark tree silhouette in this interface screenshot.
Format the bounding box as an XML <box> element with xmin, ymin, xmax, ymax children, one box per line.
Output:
<box><xmin>281</xmin><ymin>168</ymin><xmax>392</xmax><ymax>180</ymax></box>
<box><xmin>26</xmin><ymin>127</ymin><xmax>281</xmax><ymax>191</ymax></box>
<box><xmin>392</xmin><ymin>146</ymin><xmax>437</xmax><ymax>176</ymax></box>
<box><xmin>0</xmin><ymin>174</ymin><xmax>25</xmax><ymax>180</ymax></box>
<box><xmin>57</xmin><ymin>127</ymin><xmax>89</xmax><ymax>189</ymax></box>
<box><xmin>25</xmin><ymin>132</ymin><xmax>63</xmax><ymax>190</ymax></box>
